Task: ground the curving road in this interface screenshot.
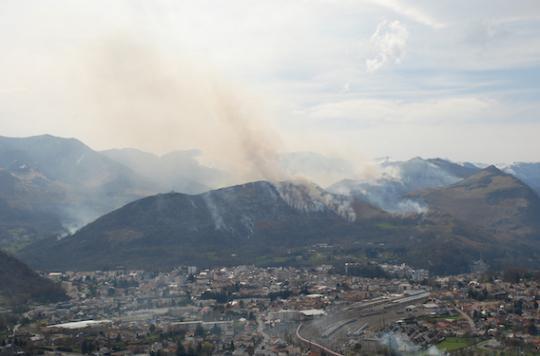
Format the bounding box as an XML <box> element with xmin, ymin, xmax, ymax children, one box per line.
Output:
<box><xmin>296</xmin><ymin>323</ymin><xmax>344</xmax><ymax>356</ymax></box>
<box><xmin>456</xmin><ymin>308</ymin><xmax>476</xmax><ymax>332</ymax></box>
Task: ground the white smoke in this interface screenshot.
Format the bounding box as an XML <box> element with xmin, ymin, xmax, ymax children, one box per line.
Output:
<box><xmin>395</xmin><ymin>199</ymin><xmax>429</xmax><ymax>215</ymax></box>
<box><xmin>328</xmin><ymin>157</ymin><xmax>476</xmax><ymax>215</ymax></box>
<box><xmin>379</xmin><ymin>331</ymin><xmax>443</xmax><ymax>355</ymax></box>
<box><xmin>379</xmin><ymin>332</ymin><xmax>420</xmax><ymax>353</ymax></box>
<box><xmin>276</xmin><ymin>180</ymin><xmax>357</xmax><ymax>221</ymax></box>
<box><xmin>81</xmin><ymin>35</ymin><xmax>286</xmax><ymax>186</ymax></box>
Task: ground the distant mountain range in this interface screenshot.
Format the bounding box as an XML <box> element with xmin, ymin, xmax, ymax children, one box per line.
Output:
<box><xmin>0</xmin><ymin>135</ymin><xmax>233</xmax><ymax>250</ymax></box>
<box><xmin>0</xmin><ymin>250</ymin><xmax>66</xmax><ymax>306</ymax></box>
<box><xmin>499</xmin><ymin>162</ymin><xmax>540</xmax><ymax>197</ymax></box>
<box><xmin>19</xmin><ymin>181</ymin><xmax>389</xmax><ymax>271</ymax></box>
<box><xmin>329</xmin><ymin>157</ymin><xmax>540</xmax><ymax>214</ymax></box>
<box><xmin>18</xmin><ymin>167</ymin><xmax>540</xmax><ymax>274</ymax></box>
<box><xmin>101</xmin><ymin>148</ymin><xmax>227</xmax><ymax>194</ymax></box>
<box><xmin>0</xmin><ymin>168</ymin><xmax>65</xmax><ymax>251</ymax></box>
<box><xmin>0</xmin><ymin>135</ymin><xmax>373</xmax><ymax>250</ymax></box>
<box><xmin>0</xmin><ymin>135</ymin><xmax>152</xmax><ymax>249</ymax></box>
<box><xmin>414</xmin><ymin>166</ymin><xmax>540</xmax><ymax>238</ymax></box>
<box><xmin>1</xmin><ymin>134</ymin><xmax>540</xmax><ymax>275</ymax></box>
<box><xmin>328</xmin><ymin>157</ymin><xmax>480</xmax><ymax>213</ymax></box>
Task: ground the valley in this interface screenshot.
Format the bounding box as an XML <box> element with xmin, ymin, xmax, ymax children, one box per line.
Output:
<box><xmin>1</xmin><ymin>135</ymin><xmax>540</xmax><ymax>355</ymax></box>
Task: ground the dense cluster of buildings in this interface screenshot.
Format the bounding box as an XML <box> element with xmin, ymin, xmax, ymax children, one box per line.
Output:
<box><xmin>0</xmin><ymin>264</ymin><xmax>538</xmax><ymax>355</ymax></box>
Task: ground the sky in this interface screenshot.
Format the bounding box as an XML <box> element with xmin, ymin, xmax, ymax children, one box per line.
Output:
<box><xmin>1</xmin><ymin>0</ymin><xmax>540</xmax><ymax>165</ymax></box>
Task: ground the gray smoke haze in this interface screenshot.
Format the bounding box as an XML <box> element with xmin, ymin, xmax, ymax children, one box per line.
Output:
<box><xmin>82</xmin><ymin>35</ymin><xmax>286</xmax><ymax>185</ymax></box>
<box><xmin>379</xmin><ymin>332</ymin><xmax>442</xmax><ymax>355</ymax></box>
<box><xmin>4</xmin><ymin>31</ymin><xmax>377</xmax><ymax>189</ymax></box>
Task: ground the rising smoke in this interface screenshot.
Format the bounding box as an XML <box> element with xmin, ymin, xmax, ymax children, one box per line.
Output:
<box><xmin>379</xmin><ymin>332</ymin><xmax>442</xmax><ymax>355</ymax></box>
<box><xmin>83</xmin><ymin>35</ymin><xmax>286</xmax><ymax>185</ymax></box>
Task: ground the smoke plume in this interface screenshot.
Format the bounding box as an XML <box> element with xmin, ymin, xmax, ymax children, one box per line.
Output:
<box><xmin>82</xmin><ymin>35</ymin><xmax>285</xmax><ymax>185</ymax></box>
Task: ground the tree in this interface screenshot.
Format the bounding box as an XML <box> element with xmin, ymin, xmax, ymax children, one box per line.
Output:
<box><xmin>88</xmin><ymin>285</ymin><xmax>97</xmax><ymax>297</ymax></box>
<box><xmin>176</xmin><ymin>340</ymin><xmax>186</xmax><ymax>356</ymax></box>
<box><xmin>211</xmin><ymin>323</ymin><xmax>222</xmax><ymax>336</ymax></box>
<box><xmin>528</xmin><ymin>320</ymin><xmax>538</xmax><ymax>335</ymax></box>
<box><xmin>514</xmin><ymin>300</ymin><xmax>523</xmax><ymax>316</ymax></box>
<box><xmin>81</xmin><ymin>340</ymin><xmax>88</xmax><ymax>355</ymax></box>
<box><xmin>201</xmin><ymin>341</ymin><xmax>214</xmax><ymax>355</ymax></box>
<box><xmin>195</xmin><ymin>324</ymin><xmax>205</xmax><ymax>337</ymax></box>
<box><xmin>81</xmin><ymin>339</ymin><xmax>94</xmax><ymax>355</ymax></box>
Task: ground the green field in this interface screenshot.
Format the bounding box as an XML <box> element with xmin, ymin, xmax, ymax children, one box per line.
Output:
<box><xmin>437</xmin><ymin>337</ymin><xmax>474</xmax><ymax>352</ymax></box>
<box><xmin>376</xmin><ymin>222</ymin><xmax>400</xmax><ymax>230</ymax></box>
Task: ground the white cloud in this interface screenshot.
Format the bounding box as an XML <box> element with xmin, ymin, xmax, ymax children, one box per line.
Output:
<box><xmin>0</xmin><ymin>0</ymin><xmax>539</xmax><ymax>163</ymax></box>
<box><xmin>366</xmin><ymin>20</ymin><xmax>409</xmax><ymax>72</ymax></box>
<box><xmin>366</xmin><ymin>0</ymin><xmax>445</xmax><ymax>29</ymax></box>
<box><xmin>306</xmin><ymin>96</ymin><xmax>529</xmax><ymax>125</ymax></box>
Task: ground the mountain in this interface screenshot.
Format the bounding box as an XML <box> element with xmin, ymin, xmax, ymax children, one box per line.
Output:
<box><xmin>19</xmin><ymin>181</ymin><xmax>392</xmax><ymax>271</ymax></box>
<box><xmin>0</xmin><ymin>135</ymin><xmax>138</xmax><ymax>189</ymax></box>
<box><xmin>329</xmin><ymin>157</ymin><xmax>480</xmax><ymax>213</ymax></box>
<box><xmin>4</xmin><ymin>136</ymin><xmax>540</xmax><ymax>274</ymax></box>
<box><xmin>279</xmin><ymin>152</ymin><xmax>360</xmax><ymax>187</ymax></box>
<box><xmin>19</xmin><ymin>178</ymin><xmax>540</xmax><ymax>275</ymax></box>
<box><xmin>414</xmin><ymin>166</ymin><xmax>540</xmax><ymax>238</ymax></box>
<box><xmin>101</xmin><ymin>148</ymin><xmax>226</xmax><ymax>194</ymax></box>
<box><xmin>501</xmin><ymin>162</ymin><xmax>540</xmax><ymax>197</ymax></box>
<box><xmin>103</xmin><ymin>149</ymin><xmax>368</xmax><ymax>192</ymax></box>
<box><xmin>0</xmin><ymin>135</ymin><xmax>150</xmax><ymax>218</ymax></box>
<box><xmin>0</xmin><ymin>135</ymin><xmax>160</xmax><ymax>249</ymax></box>
<box><xmin>0</xmin><ymin>250</ymin><xmax>66</xmax><ymax>306</ymax></box>
<box><xmin>0</xmin><ymin>169</ymin><xmax>65</xmax><ymax>251</ymax></box>
<box><xmin>0</xmin><ymin>135</ymin><xmax>230</xmax><ymax>251</ymax></box>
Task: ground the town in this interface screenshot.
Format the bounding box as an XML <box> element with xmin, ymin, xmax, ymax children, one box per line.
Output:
<box><xmin>1</xmin><ymin>263</ymin><xmax>539</xmax><ymax>355</ymax></box>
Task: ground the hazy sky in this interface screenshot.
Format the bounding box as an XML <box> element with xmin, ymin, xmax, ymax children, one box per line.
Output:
<box><xmin>1</xmin><ymin>0</ymin><xmax>540</xmax><ymax>164</ymax></box>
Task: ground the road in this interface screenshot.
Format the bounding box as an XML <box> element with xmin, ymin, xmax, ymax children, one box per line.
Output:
<box><xmin>254</xmin><ymin>315</ymin><xmax>272</xmax><ymax>355</ymax></box>
<box><xmin>296</xmin><ymin>323</ymin><xmax>344</xmax><ymax>356</ymax></box>
<box><xmin>456</xmin><ymin>307</ymin><xmax>476</xmax><ymax>332</ymax></box>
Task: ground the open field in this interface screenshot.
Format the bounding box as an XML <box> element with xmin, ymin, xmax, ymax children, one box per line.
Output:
<box><xmin>437</xmin><ymin>337</ymin><xmax>475</xmax><ymax>352</ymax></box>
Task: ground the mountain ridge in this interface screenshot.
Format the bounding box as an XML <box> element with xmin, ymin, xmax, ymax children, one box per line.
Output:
<box><xmin>18</xmin><ymin>177</ymin><xmax>540</xmax><ymax>275</ymax></box>
<box><xmin>18</xmin><ymin>180</ymin><xmax>392</xmax><ymax>271</ymax></box>
<box><xmin>414</xmin><ymin>166</ymin><xmax>540</xmax><ymax>239</ymax></box>
<box><xmin>0</xmin><ymin>250</ymin><xmax>66</xmax><ymax>306</ymax></box>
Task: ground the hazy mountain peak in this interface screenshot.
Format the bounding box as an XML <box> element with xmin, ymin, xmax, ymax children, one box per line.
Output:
<box><xmin>102</xmin><ymin>147</ymin><xmax>224</xmax><ymax>194</ymax></box>
<box><xmin>329</xmin><ymin>157</ymin><xmax>481</xmax><ymax>214</ymax></box>
<box><xmin>418</xmin><ymin>166</ymin><xmax>540</xmax><ymax>237</ymax></box>
<box><xmin>482</xmin><ymin>164</ymin><xmax>503</xmax><ymax>174</ymax></box>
